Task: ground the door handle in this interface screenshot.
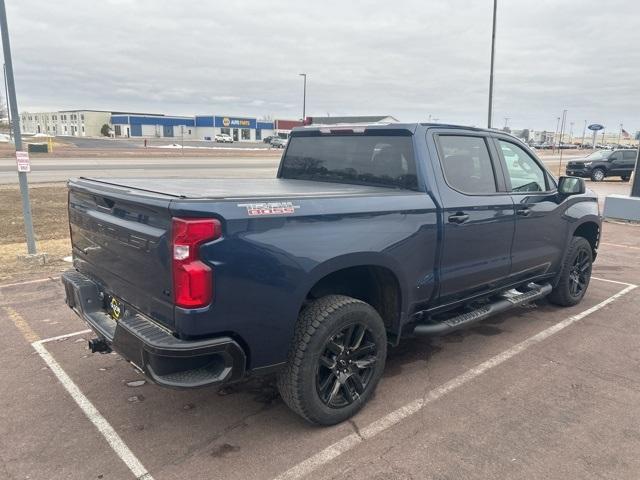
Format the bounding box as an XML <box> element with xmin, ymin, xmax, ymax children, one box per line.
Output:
<box><xmin>517</xmin><ymin>207</ymin><xmax>532</xmax><ymax>216</ymax></box>
<box><xmin>448</xmin><ymin>212</ymin><xmax>470</xmax><ymax>224</ymax></box>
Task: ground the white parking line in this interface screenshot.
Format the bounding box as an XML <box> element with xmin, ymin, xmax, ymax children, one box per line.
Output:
<box><xmin>272</xmin><ymin>278</ymin><xmax>637</xmax><ymax>480</ymax></box>
<box><xmin>39</xmin><ymin>329</ymin><xmax>92</xmax><ymax>344</ymax></box>
<box><xmin>600</xmin><ymin>242</ymin><xmax>640</xmax><ymax>251</ymax></box>
<box><xmin>0</xmin><ymin>276</ymin><xmax>61</xmax><ymax>289</ymax></box>
<box><xmin>32</xmin><ymin>337</ymin><xmax>154</xmax><ymax>480</ymax></box>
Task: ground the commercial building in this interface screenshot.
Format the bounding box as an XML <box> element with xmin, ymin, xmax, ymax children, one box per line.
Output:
<box><xmin>274</xmin><ymin>119</ymin><xmax>304</xmax><ymax>138</ymax></box>
<box><xmin>19</xmin><ymin>110</ymin><xmax>112</xmax><ymax>136</ymax></box>
<box><xmin>19</xmin><ymin>109</ymin><xmax>399</xmax><ymax>142</ymax></box>
<box><xmin>110</xmin><ymin>114</ymin><xmax>196</xmax><ymax>139</ymax></box>
<box><xmin>306</xmin><ymin>115</ymin><xmax>398</xmax><ymax>125</ymax></box>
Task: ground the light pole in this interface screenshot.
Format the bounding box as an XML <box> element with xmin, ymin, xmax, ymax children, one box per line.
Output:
<box><xmin>557</xmin><ymin>109</ymin><xmax>567</xmax><ymax>176</ymax></box>
<box><xmin>487</xmin><ymin>0</ymin><xmax>498</xmax><ymax>128</ymax></box>
<box><xmin>298</xmin><ymin>73</ymin><xmax>307</xmax><ymax>122</ymax></box>
<box><xmin>1</xmin><ymin>0</ymin><xmax>36</xmax><ymax>254</ymax></box>
<box><xmin>581</xmin><ymin>120</ymin><xmax>587</xmax><ymax>149</ymax></box>
<box><xmin>553</xmin><ymin>116</ymin><xmax>560</xmax><ymax>152</ymax></box>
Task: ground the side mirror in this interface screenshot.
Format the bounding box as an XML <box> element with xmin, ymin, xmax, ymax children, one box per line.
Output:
<box><xmin>558</xmin><ymin>176</ymin><xmax>585</xmax><ymax>195</ymax></box>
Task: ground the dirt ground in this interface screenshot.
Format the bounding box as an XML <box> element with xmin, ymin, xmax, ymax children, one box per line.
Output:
<box><xmin>0</xmin><ymin>183</ymin><xmax>70</xmax><ymax>282</ymax></box>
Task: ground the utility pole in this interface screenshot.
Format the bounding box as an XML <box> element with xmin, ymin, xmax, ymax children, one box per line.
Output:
<box><xmin>298</xmin><ymin>73</ymin><xmax>307</xmax><ymax>122</ymax></box>
<box><xmin>0</xmin><ymin>0</ymin><xmax>36</xmax><ymax>254</ymax></box>
<box><xmin>3</xmin><ymin>62</ymin><xmax>10</xmax><ymax>140</ymax></box>
<box><xmin>487</xmin><ymin>0</ymin><xmax>498</xmax><ymax>128</ymax></box>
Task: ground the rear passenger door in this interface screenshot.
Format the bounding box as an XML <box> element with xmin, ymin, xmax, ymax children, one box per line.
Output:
<box><xmin>432</xmin><ymin>132</ymin><xmax>516</xmax><ymax>305</ymax></box>
<box><xmin>619</xmin><ymin>150</ymin><xmax>637</xmax><ymax>177</ymax></box>
<box><xmin>494</xmin><ymin>137</ymin><xmax>567</xmax><ymax>281</ymax></box>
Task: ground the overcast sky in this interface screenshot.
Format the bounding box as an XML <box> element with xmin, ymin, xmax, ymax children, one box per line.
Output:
<box><xmin>3</xmin><ymin>0</ymin><xmax>640</xmax><ymax>133</ymax></box>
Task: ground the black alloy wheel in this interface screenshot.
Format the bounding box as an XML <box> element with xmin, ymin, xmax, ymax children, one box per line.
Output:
<box><xmin>568</xmin><ymin>248</ymin><xmax>591</xmax><ymax>298</ymax></box>
<box><xmin>316</xmin><ymin>323</ymin><xmax>378</xmax><ymax>408</ymax></box>
<box><xmin>277</xmin><ymin>295</ymin><xmax>387</xmax><ymax>425</ymax></box>
<box><xmin>548</xmin><ymin>236</ymin><xmax>593</xmax><ymax>307</ymax></box>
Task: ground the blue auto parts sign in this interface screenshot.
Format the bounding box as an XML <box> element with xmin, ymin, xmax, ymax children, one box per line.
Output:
<box><xmin>215</xmin><ymin>116</ymin><xmax>257</xmax><ymax>129</ymax></box>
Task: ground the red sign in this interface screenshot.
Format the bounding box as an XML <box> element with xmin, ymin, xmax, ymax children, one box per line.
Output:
<box><xmin>16</xmin><ymin>151</ymin><xmax>30</xmax><ymax>172</ymax></box>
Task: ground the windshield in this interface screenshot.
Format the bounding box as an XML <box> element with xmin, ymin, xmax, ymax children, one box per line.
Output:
<box><xmin>585</xmin><ymin>151</ymin><xmax>609</xmax><ymax>160</ymax></box>
<box><xmin>280</xmin><ymin>134</ymin><xmax>418</xmax><ymax>190</ymax></box>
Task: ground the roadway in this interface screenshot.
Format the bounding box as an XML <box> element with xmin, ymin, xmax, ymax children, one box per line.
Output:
<box><xmin>0</xmin><ymin>156</ymin><xmax>281</xmax><ymax>183</ymax></box>
<box><xmin>0</xmin><ymin>150</ymin><xmax>587</xmax><ymax>184</ymax></box>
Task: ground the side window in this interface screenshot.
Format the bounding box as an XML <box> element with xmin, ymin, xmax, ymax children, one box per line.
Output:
<box><xmin>438</xmin><ymin>135</ymin><xmax>497</xmax><ymax>194</ymax></box>
<box><xmin>622</xmin><ymin>151</ymin><xmax>637</xmax><ymax>164</ymax></box>
<box><xmin>609</xmin><ymin>152</ymin><xmax>622</xmax><ymax>162</ymax></box>
<box><xmin>499</xmin><ymin>140</ymin><xmax>548</xmax><ymax>193</ymax></box>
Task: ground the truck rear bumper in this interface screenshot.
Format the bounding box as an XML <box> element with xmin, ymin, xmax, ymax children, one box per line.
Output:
<box><xmin>61</xmin><ymin>270</ymin><xmax>246</xmax><ymax>388</ymax></box>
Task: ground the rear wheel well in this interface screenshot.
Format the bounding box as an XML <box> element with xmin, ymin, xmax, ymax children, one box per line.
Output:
<box><xmin>573</xmin><ymin>222</ymin><xmax>599</xmax><ymax>258</ymax></box>
<box><xmin>306</xmin><ymin>266</ymin><xmax>401</xmax><ymax>331</ymax></box>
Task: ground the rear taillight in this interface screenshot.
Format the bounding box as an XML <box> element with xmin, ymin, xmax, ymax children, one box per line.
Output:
<box><xmin>171</xmin><ymin>218</ymin><xmax>221</xmax><ymax>308</ymax></box>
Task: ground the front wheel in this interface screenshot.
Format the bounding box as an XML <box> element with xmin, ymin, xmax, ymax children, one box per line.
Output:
<box><xmin>590</xmin><ymin>168</ymin><xmax>606</xmax><ymax>182</ymax></box>
<box><xmin>548</xmin><ymin>237</ymin><xmax>593</xmax><ymax>307</ymax></box>
<box><xmin>277</xmin><ymin>295</ymin><xmax>387</xmax><ymax>425</ymax></box>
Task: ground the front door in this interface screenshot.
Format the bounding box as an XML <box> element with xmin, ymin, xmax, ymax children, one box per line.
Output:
<box><xmin>494</xmin><ymin>137</ymin><xmax>567</xmax><ymax>281</ymax></box>
<box><xmin>433</xmin><ymin>132</ymin><xmax>516</xmax><ymax>305</ymax></box>
<box><xmin>233</xmin><ymin>128</ymin><xmax>239</xmax><ymax>141</ymax></box>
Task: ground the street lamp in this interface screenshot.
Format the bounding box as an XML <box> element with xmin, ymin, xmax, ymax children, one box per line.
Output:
<box><xmin>298</xmin><ymin>73</ymin><xmax>307</xmax><ymax>122</ymax></box>
<box><xmin>487</xmin><ymin>0</ymin><xmax>498</xmax><ymax>128</ymax></box>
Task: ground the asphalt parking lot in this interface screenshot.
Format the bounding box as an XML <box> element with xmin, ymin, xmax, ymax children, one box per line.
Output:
<box><xmin>2</xmin><ymin>203</ymin><xmax>640</xmax><ymax>480</ymax></box>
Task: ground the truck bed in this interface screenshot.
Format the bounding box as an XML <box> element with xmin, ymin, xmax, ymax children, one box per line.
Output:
<box><xmin>74</xmin><ymin>177</ymin><xmax>408</xmax><ymax>200</ymax></box>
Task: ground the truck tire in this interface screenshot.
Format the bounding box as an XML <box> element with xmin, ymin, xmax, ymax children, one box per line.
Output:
<box><xmin>277</xmin><ymin>295</ymin><xmax>387</xmax><ymax>425</ymax></box>
<box><xmin>548</xmin><ymin>237</ymin><xmax>593</xmax><ymax>307</ymax></box>
<box><xmin>590</xmin><ymin>168</ymin><xmax>605</xmax><ymax>182</ymax></box>
<box><xmin>621</xmin><ymin>175</ymin><xmax>631</xmax><ymax>182</ymax></box>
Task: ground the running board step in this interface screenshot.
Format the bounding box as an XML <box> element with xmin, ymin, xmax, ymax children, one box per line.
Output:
<box><xmin>413</xmin><ymin>282</ymin><xmax>552</xmax><ymax>336</ymax></box>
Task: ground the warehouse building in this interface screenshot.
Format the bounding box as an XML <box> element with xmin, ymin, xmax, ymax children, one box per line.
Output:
<box><xmin>19</xmin><ymin>110</ymin><xmax>112</xmax><ymax>136</ymax></box>
<box><xmin>110</xmin><ymin>114</ymin><xmax>196</xmax><ymax>139</ymax></box>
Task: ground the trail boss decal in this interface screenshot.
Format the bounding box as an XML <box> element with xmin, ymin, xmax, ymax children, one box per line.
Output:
<box><xmin>238</xmin><ymin>201</ymin><xmax>300</xmax><ymax>216</ymax></box>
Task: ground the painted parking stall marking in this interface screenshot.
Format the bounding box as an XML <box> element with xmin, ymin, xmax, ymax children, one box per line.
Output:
<box><xmin>33</xmin><ymin>334</ymin><xmax>155</xmax><ymax>480</ymax></box>
<box><xmin>272</xmin><ymin>277</ymin><xmax>637</xmax><ymax>480</ymax></box>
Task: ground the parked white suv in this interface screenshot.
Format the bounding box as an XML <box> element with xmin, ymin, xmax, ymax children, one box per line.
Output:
<box><xmin>214</xmin><ymin>134</ymin><xmax>233</xmax><ymax>143</ymax></box>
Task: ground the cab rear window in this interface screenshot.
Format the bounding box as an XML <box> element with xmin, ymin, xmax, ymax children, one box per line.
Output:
<box><xmin>280</xmin><ymin>135</ymin><xmax>418</xmax><ymax>191</ymax></box>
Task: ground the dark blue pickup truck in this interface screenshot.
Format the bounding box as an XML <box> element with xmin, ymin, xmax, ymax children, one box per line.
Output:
<box><xmin>62</xmin><ymin>123</ymin><xmax>601</xmax><ymax>425</ymax></box>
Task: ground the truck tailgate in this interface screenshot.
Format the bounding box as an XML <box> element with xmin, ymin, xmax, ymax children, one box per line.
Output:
<box><xmin>68</xmin><ymin>179</ymin><xmax>175</xmax><ymax>329</ymax></box>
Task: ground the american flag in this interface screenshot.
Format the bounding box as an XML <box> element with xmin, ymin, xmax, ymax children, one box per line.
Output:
<box><xmin>621</xmin><ymin>128</ymin><xmax>630</xmax><ymax>138</ymax></box>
